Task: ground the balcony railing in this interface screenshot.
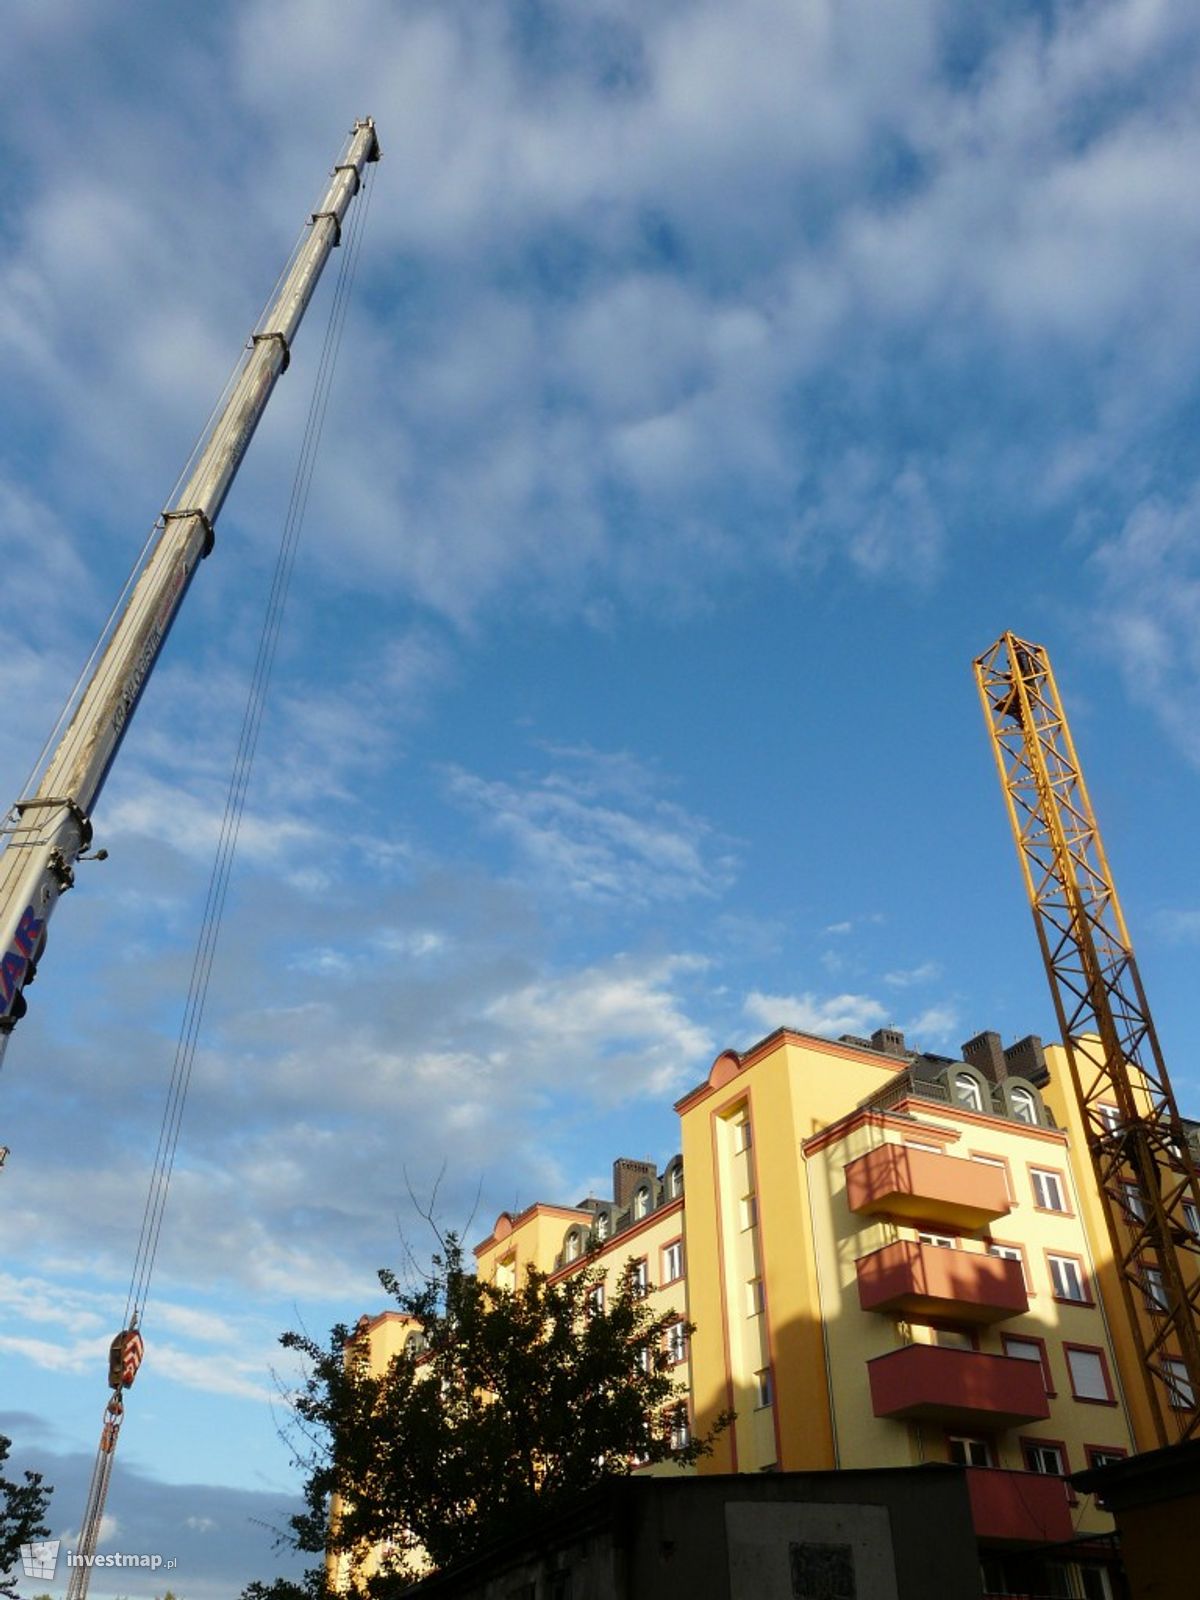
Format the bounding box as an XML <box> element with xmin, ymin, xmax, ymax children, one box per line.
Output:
<box><xmin>867</xmin><ymin>1344</ymin><xmax>1050</xmax><ymax>1429</ymax></box>
<box><xmin>856</xmin><ymin>1239</ymin><xmax>1028</xmax><ymax>1323</ymax></box>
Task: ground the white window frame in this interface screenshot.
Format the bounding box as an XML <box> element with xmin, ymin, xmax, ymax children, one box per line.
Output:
<box><xmin>630</xmin><ymin>1258</ymin><xmax>648</xmax><ymax>1298</ymax></box>
<box><xmin>1184</xmin><ymin>1200</ymin><xmax>1200</xmax><ymax>1237</ymax></box>
<box><xmin>733</xmin><ymin>1118</ymin><xmax>752</xmax><ymax>1153</ymax></box>
<box><xmin>1143</xmin><ymin>1266</ymin><xmax>1169</xmax><ymax>1312</ymax></box>
<box><xmin>1163</xmin><ymin>1358</ymin><xmax>1195</xmax><ymax>1409</ymax></box>
<box><xmin>588</xmin><ymin>1283</ymin><xmax>605</xmax><ymax>1318</ymax></box>
<box><xmin>954</xmin><ymin>1072</ymin><xmax>983</xmax><ymax>1113</ymax></box>
<box><xmin>948</xmin><ymin>1435</ymin><xmax>992</xmax><ymax>1468</ymax></box>
<box><xmin>918</xmin><ymin>1231</ymin><xmax>956</xmax><ymax>1250</ymax></box>
<box><xmin>1025</xmin><ymin>1441</ymin><xmax>1066</xmax><ymax>1477</ymax></box>
<box><xmin>1049</xmin><ymin>1253</ymin><xmax>1087</xmax><ymax>1302</ymax></box>
<box><xmin>632</xmin><ymin>1185</ymin><xmax>651</xmax><ymax>1221</ymax></box>
<box><xmin>666</xmin><ymin>1321</ymin><xmax>687</xmax><ymax>1366</ymax></box>
<box><xmin>1065</xmin><ymin>1346</ymin><xmax>1109</xmax><ymax>1402</ymax></box>
<box><xmin>668</xmin><ymin>1405</ymin><xmax>690</xmax><ymax>1451</ymax></box>
<box><xmin>662</xmin><ymin>1240</ymin><xmax>683</xmax><ymax>1283</ymax></box>
<box><xmin>1031</xmin><ymin>1168</ymin><xmax>1067</xmax><ymax>1212</ymax></box>
<box><xmin>1096</xmin><ymin>1104</ymin><xmax>1121</xmax><ymax>1135</ymax></box>
<box><xmin>1010</xmin><ymin>1087</ymin><xmax>1037</xmax><ymax>1124</ymax></box>
<box><xmin>747</xmin><ymin>1276</ymin><xmax>765</xmax><ymax>1316</ymax></box>
<box><xmin>1122</xmin><ymin>1182</ymin><xmax>1146</xmax><ymax>1223</ymax></box>
<box><xmin>755</xmin><ymin>1366</ymin><xmax>773</xmax><ymax>1408</ymax></box>
<box><xmin>1002</xmin><ymin>1335</ymin><xmax>1049</xmax><ymax>1391</ymax></box>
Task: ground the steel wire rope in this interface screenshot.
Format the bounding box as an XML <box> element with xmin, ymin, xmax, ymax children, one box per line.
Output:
<box><xmin>122</xmin><ymin>155</ymin><xmax>374</xmax><ymax>1331</ymax></box>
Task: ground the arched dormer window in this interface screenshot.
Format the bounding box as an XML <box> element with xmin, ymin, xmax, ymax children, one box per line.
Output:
<box><xmin>633</xmin><ymin>1185</ymin><xmax>650</xmax><ymax>1221</ymax></box>
<box><xmin>565</xmin><ymin>1229</ymin><xmax>583</xmax><ymax>1262</ymax></box>
<box><xmin>1010</xmin><ymin>1086</ymin><xmax>1037</xmax><ymax>1124</ymax></box>
<box><xmin>594</xmin><ymin>1211</ymin><xmax>610</xmax><ymax>1242</ymax></box>
<box><xmin>668</xmin><ymin>1164</ymin><xmax>683</xmax><ymax>1199</ymax></box>
<box><xmin>954</xmin><ymin>1071</ymin><xmax>984</xmax><ymax>1113</ymax></box>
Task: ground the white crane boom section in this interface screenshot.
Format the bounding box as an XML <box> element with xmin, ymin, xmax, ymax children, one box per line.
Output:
<box><xmin>0</xmin><ymin>118</ymin><xmax>379</xmax><ymax>1066</ymax></box>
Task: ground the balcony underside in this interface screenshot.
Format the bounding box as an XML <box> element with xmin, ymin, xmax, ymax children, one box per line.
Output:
<box><xmin>868</xmin><ymin>1344</ymin><xmax>1050</xmax><ymax>1430</ymax></box>
<box><xmin>857</xmin><ymin>1240</ymin><xmax>1028</xmax><ymax>1324</ymax></box>
<box><xmin>846</xmin><ymin>1144</ymin><xmax>1012</xmax><ymax>1231</ymax></box>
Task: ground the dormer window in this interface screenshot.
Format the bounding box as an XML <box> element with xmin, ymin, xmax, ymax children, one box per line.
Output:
<box><xmin>954</xmin><ymin>1071</ymin><xmax>983</xmax><ymax>1113</ymax></box>
<box><xmin>1010</xmin><ymin>1086</ymin><xmax>1037</xmax><ymax>1124</ymax></box>
<box><xmin>633</xmin><ymin>1185</ymin><xmax>650</xmax><ymax>1221</ymax></box>
<box><xmin>668</xmin><ymin>1165</ymin><xmax>683</xmax><ymax>1199</ymax></box>
<box><xmin>595</xmin><ymin>1211</ymin><xmax>610</xmax><ymax>1242</ymax></box>
<box><xmin>565</xmin><ymin>1230</ymin><xmax>582</xmax><ymax>1262</ymax></box>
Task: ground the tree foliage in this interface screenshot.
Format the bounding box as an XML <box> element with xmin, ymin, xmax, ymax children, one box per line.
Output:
<box><xmin>243</xmin><ymin>1237</ymin><xmax>728</xmax><ymax>1597</ymax></box>
<box><xmin>0</xmin><ymin>1433</ymin><xmax>53</xmax><ymax>1600</ymax></box>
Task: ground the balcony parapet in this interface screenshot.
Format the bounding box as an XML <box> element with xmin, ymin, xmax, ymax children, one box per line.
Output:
<box><xmin>868</xmin><ymin>1344</ymin><xmax>1050</xmax><ymax>1429</ymax></box>
<box><xmin>966</xmin><ymin>1465</ymin><xmax>1073</xmax><ymax>1543</ymax></box>
<box><xmin>856</xmin><ymin>1238</ymin><xmax>1028</xmax><ymax>1324</ymax></box>
<box><xmin>846</xmin><ymin>1144</ymin><xmax>1011</xmax><ymax>1230</ymax></box>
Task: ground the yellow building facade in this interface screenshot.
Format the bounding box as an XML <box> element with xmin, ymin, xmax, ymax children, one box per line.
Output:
<box><xmin>469</xmin><ymin>1022</ymin><xmax>1169</xmax><ymax>1598</ymax></box>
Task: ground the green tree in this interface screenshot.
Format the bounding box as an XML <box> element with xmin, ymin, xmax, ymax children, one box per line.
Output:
<box><xmin>0</xmin><ymin>1433</ymin><xmax>53</xmax><ymax>1600</ymax></box>
<box><xmin>243</xmin><ymin>1237</ymin><xmax>729</xmax><ymax>1597</ymax></box>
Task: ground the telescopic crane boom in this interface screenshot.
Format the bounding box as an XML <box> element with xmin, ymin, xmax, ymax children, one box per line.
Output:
<box><xmin>0</xmin><ymin>118</ymin><xmax>380</xmax><ymax>1076</ymax></box>
<box><xmin>975</xmin><ymin>631</ymin><xmax>1200</xmax><ymax>1444</ymax></box>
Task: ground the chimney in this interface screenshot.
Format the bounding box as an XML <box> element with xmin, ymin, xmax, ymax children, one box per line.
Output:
<box><xmin>612</xmin><ymin>1157</ymin><xmax>658</xmax><ymax>1210</ymax></box>
<box><xmin>1004</xmin><ymin>1035</ymin><xmax>1047</xmax><ymax>1085</ymax></box>
<box><xmin>871</xmin><ymin>1027</ymin><xmax>907</xmax><ymax>1059</ymax></box>
<box><xmin>962</xmin><ymin>1030</ymin><xmax>1007</xmax><ymax>1084</ymax></box>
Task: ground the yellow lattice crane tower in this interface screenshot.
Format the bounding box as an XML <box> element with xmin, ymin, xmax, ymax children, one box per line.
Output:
<box><xmin>975</xmin><ymin>631</ymin><xmax>1200</xmax><ymax>1445</ymax></box>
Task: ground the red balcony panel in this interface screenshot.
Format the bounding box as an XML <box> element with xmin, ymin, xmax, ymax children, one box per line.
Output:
<box><xmin>868</xmin><ymin>1344</ymin><xmax>1050</xmax><ymax>1429</ymax></box>
<box><xmin>856</xmin><ymin>1239</ymin><xmax>1028</xmax><ymax>1324</ymax></box>
<box><xmin>966</xmin><ymin>1466</ymin><xmax>1073</xmax><ymax>1543</ymax></box>
<box><xmin>846</xmin><ymin>1144</ymin><xmax>1011</xmax><ymax>1230</ymax></box>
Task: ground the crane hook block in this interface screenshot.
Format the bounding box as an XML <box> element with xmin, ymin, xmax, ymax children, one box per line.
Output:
<box><xmin>107</xmin><ymin>1328</ymin><xmax>145</xmax><ymax>1390</ymax></box>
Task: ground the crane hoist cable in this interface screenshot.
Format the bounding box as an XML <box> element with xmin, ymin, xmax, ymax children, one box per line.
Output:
<box><xmin>66</xmin><ymin>151</ymin><xmax>375</xmax><ymax>1600</ymax></box>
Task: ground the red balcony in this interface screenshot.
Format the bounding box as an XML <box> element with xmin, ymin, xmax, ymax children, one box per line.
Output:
<box><xmin>966</xmin><ymin>1466</ymin><xmax>1073</xmax><ymax>1543</ymax></box>
<box><xmin>867</xmin><ymin>1344</ymin><xmax>1050</xmax><ymax>1429</ymax></box>
<box><xmin>856</xmin><ymin>1239</ymin><xmax>1028</xmax><ymax>1324</ymax></box>
<box><xmin>845</xmin><ymin>1144</ymin><xmax>1011</xmax><ymax>1230</ymax></box>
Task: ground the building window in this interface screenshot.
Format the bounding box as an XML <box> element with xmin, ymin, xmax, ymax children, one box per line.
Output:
<box><xmin>666</xmin><ymin>1321</ymin><xmax>688</xmax><ymax>1366</ymax></box>
<box><xmin>948</xmin><ymin>1435</ymin><xmax>992</xmax><ymax>1467</ymax></box>
<box><xmin>1096</xmin><ymin>1103</ymin><xmax>1121</xmax><ymax>1135</ymax></box>
<box><xmin>1002</xmin><ymin>1334</ymin><xmax>1053</xmax><ymax>1394</ymax></box>
<box><xmin>637</xmin><ymin>1344</ymin><xmax>651</xmax><ymax>1374</ymax></box>
<box><xmin>1085</xmin><ymin>1446</ymin><xmax>1128</xmax><ymax>1471</ymax></box>
<box><xmin>1143</xmin><ymin>1266</ymin><xmax>1169</xmax><ymax>1312</ymax></box>
<box><xmin>755</xmin><ymin>1367</ymin><xmax>773</xmax><ymax>1408</ymax></box>
<box><xmin>1010</xmin><ymin>1086</ymin><xmax>1037</xmax><ymax>1124</ymax></box>
<box><xmin>907</xmin><ymin>1140</ymin><xmax>942</xmax><ymax>1154</ymax></box>
<box><xmin>733</xmin><ymin>1117</ymin><xmax>753</xmax><ymax>1153</ymax></box>
<box><xmin>662</xmin><ymin>1240</ymin><xmax>683</xmax><ymax>1283</ymax></box>
<box><xmin>918</xmin><ymin>1231</ymin><xmax>956</xmax><ymax>1250</ymax></box>
<box><xmin>1031</xmin><ymin>1168</ymin><xmax>1067</xmax><ymax>1212</ymax></box>
<box><xmin>1023</xmin><ymin>1440</ymin><xmax>1066</xmax><ymax>1477</ymax></box>
<box><xmin>954</xmin><ymin>1072</ymin><xmax>984</xmax><ymax>1112</ymax></box>
<box><xmin>1184</xmin><ymin>1200</ymin><xmax>1200</xmax><ymax>1236</ymax></box>
<box><xmin>632</xmin><ymin>1186</ymin><xmax>650</xmax><ymax>1221</ymax></box>
<box><xmin>1164</xmin><ymin>1358</ymin><xmax>1195</xmax><ymax>1409</ymax></box>
<box><xmin>1122</xmin><ymin>1182</ymin><xmax>1146</xmax><ymax>1223</ymax></box>
<box><xmin>668</xmin><ymin>1164</ymin><xmax>684</xmax><ymax>1199</ymax></box>
<box><xmin>668</xmin><ymin>1405</ymin><xmax>690</xmax><ymax>1451</ymax></box>
<box><xmin>565</xmin><ymin>1231</ymin><xmax>582</xmax><ymax>1263</ymax></box>
<box><xmin>747</xmin><ymin>1277</ymin><xmax>765</xmax><ymax>1316</ymax></box>
<box><xmin>932</xmin><ymin>1327</ymin><xmax>975</xmax><ymax>1351</ymax></box>
<box><xmin>989</xmin><ymin>1242</ymin><xmax>1027</xmax><ymax>1283</ymax></box>
<box><xmin>629</xmin><ymin>1258</ymin><xmax>648</xmax><ymax>1298</ymax></box>
<box><xmin>588</xmin><ymin>1284</ymin><xmax>605</xmax><ymax>1318</ymax></box>
<box><xmin>594</xmin><ymin>1212</ymin><xmax>610</xmax><ymax>1242</ymax></box>
<box><xmin>1048</xmin><ymin>1254</ymin><xmax>1088</xmax><ymax>1303</ymax></box>
<box><xmin>740</xmin><ymin>1193</ymin><xmax>758</xmax><ymax>1231</ymax></box>
<box><xmin>1065</xmin><ymin>1345</ymin><xmax>1113</xmax><ymax>1403</ymax></box>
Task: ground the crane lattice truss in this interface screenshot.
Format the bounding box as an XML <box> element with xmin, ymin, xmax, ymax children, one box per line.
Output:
<box><xmin>975</xmin><ymin>631</ymin><xmax>1200</xmax><ymax>1445</ymax></box>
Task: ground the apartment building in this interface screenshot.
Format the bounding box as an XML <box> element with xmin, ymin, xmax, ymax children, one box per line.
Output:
<box><xmin>474</xmin><ymin>1023</ymin><xmax>1167</xmax><ymax>1598</ymax></box>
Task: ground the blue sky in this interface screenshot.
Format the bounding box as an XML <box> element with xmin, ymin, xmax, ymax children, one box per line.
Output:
<box><xmin>3</xmin><ymin>1</ymin><xmax>1200</xmax><ymax>1594</ymax></box>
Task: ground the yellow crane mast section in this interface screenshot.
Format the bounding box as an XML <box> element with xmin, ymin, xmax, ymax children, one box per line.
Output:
<box><xmin>975</xmin><ymin>630</ymin><xmax>1200</xmax><ymax>1445</ymax></box>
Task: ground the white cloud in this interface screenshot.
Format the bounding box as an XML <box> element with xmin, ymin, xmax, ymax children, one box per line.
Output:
<box><xmin>743</xmin><ymin>988</ymin><xmax>887</xmax><ymax>1040</ymax></box>
<box><xmin>446</xmin><ymin>749</ymin><xmax>737</xmax><ymax>905</ymax></box>
<box><xmin>884</xmin><ymin>961</ymin><xmax>942</xmax><ymax>989</ymax></box>
<box><xmin>904</xmin><ymin>1003</ymin><xmax>961</xmax><ymax>1045</ymax></box>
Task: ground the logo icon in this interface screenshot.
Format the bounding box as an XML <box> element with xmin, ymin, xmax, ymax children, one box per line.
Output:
<box><xmin>21</xmin><ymin>1538</ymin><xmax>61</xmax><ymax>1579</ymax></box>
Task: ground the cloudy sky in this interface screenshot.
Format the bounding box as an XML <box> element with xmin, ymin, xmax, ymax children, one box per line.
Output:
<box><xmin>3</xmin><ymin>0</ymin><xmax>1200</xmax><ymax>1594</ymax></box>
